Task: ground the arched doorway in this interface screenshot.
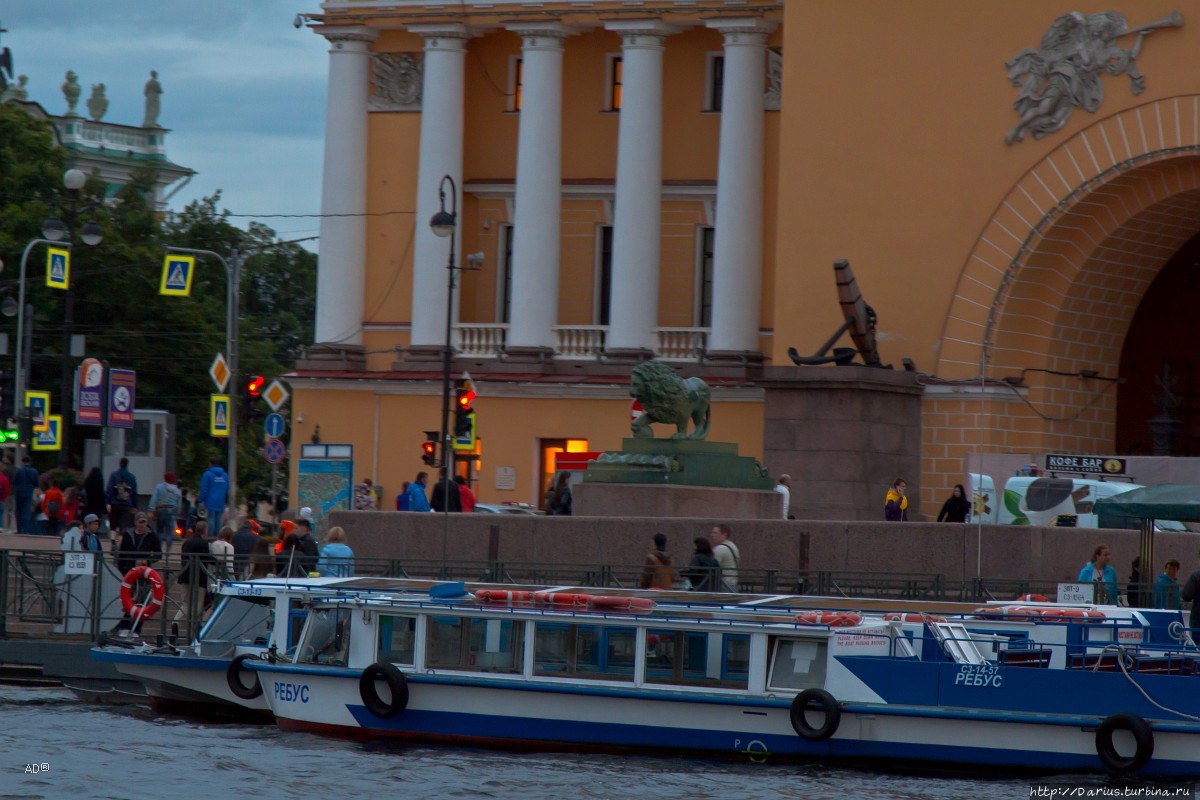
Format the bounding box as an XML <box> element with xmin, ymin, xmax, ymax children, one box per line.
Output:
<box><xmin>926</xmin><ymin>96</ymin><xmax>1200</xmax><ymax>503</ymax></box>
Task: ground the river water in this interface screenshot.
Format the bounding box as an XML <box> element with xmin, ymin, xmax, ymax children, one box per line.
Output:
<box><xmin>0</xmin><ymin>685</ymin><xmax>1176</xmax><ymax>800</ymax></box>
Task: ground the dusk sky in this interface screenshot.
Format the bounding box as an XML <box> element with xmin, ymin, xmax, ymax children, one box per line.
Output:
<box><xmin>2</xmin><ymin>1</ymin><xmax>331</xmax><ymax>245</ymax></box>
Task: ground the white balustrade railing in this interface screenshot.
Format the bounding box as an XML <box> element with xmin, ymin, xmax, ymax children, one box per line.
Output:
<box><xmin>454</xmin><ymin>324</ymin><xmax>507</xmax><ymax>357</ymax></box>
<box><xmin>654</xmin><ymin>327</ymin><xmax>709</xmax><ymax>361</ymax></box>
<box><xmin>553</xmin><ymin>326</ymin><xmax>608</xmax><ymax>359</ymax></box>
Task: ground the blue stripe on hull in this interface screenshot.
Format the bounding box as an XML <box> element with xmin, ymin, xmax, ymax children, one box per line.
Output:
<box><xmin>323</xmin><ymin>706</ymin><xmax>1198</xmax><ymax>778</ymax></box>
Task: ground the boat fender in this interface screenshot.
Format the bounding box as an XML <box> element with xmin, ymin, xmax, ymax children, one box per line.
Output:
<box><xmin>1095</xmin><ymin>713</ymin><xmax>1154</xmax><ymax>774</ymax></box>
<box><xmin>226</xmin><ymin>654</ymin><xmax>264</xmax><ymax>700</ymax></box>
<box><xmin>360</xmin><ymin>662</ymin><xmax>409</xmax><ymax>719</ymax></box>
<box><xmin>789</xmin><ymin>688</ymin><xmax>841</xmax><ymax>741</ymax></box>
<box><xmin>119</xmin><ymin>566</ymin><xmax>167</xmax><ymax>621</ymax></box>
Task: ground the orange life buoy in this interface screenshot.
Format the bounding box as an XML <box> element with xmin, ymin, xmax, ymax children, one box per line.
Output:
<box><xmin>474</xmin><ymin>589</ymin><xmax>539</xmax><ymax>607</ymax></box>
<box><xmin>588</xmin><ymin>595</ymin><xmax>655</xmax><ymax>613</ymax></box>
<box><xmin>1016</xmin><ymin>594</ymin><xmax>1050</xmax><ymax>603</ymax></box>
<box><xmin>882</xmin><ymin>612</ymin><xmax>947</xmax><ymax>623</ymax></box>
<box><xmin>1031</xmin><ymin>607</ymin><xmax>1105</xmax><ymax>622</ymax></box>
<box><xmin>535</xmin><ymin>592</ymin><xmax>591</xmax><ymax>609</ymax></box>
<box><xmin>119</xmin><ymin>566</ymin><xmax>166</xmax><ymax>621</ymax></box>
<box><xmin>796</xmin><ymin>611</ymin><xmax>862</xmax><ymax>627</ymax></box>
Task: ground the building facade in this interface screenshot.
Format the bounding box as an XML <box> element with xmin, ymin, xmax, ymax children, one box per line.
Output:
<box><xmin>292</xmin><ymin>0</ymin><xmax>1200</xmax><ymax>516</ymax></box>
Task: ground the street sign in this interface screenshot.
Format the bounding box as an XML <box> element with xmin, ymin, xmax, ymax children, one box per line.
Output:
<box><xmin>32</xmin><ymin>414</ymin><xmax>61</xmax><ymax>451</ymax></box>
<box><xmin>75</xmin><ymin>358</ymin><xmax>104</xmax><ymax>426</ymax></box>
<box><xmin>631</xmin><ymin>399</ymin><xmax>644</xmax><ymax>422</ymax></box>
<box><xmin>264</xmin><ymin>412</ymin><xmax>285</xmax><ymax>439</ymax></box>
<box><xmin>263</xmin><ymin>379</ymin><xmax>289</xmax><ymax>411</ymax></box>
<box><xmin>107</xmin><ymin>369</ymin><xmax>136</xmax><ymax>428</ymax></box>
<box><xmin>46</xmin><ymin>247</ymin><xmax>70</xmax><ymax>290</ymax></box>
<box><xmin>64</xmin><ymin>551</ymin><xmax>94</xmax><ymax>575</ymax></box>
<box><xmin>453</xmin><ymin>411</ymin><xmax>477</xmax><ymax>450</ymax></box>
<box><xmin>209</xmin><ymin>353</ymin><xmax>230</xmax><ymax>393</ymax></box>
<box><xmin>264</xmin><ymin>438</ymin><xmax>286</xmax><ymax>464</ymax></box>
<box><xmin>160</xmin><ymin>254</ymin><xmax>195</xmax><ymax>296</ymax></box>
<box><xmin>25</xmin><ymin>390</ymin><xmax>50</xmax><ymax>432</ymax></box>
<box><xmin>210</xmin><ymin>394</ymin><xmax>231</xmax><ymax>437</ymax></box>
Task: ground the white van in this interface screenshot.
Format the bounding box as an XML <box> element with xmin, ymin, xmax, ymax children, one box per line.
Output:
<box><xmin>968</xmin><ymin>474</ymin><xmax>1187</xmax><ymax>531</ymax></box>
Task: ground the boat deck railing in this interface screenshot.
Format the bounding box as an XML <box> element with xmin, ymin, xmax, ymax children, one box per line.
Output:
<box><xmin>0</xmin><ymin>547</ymin><xmax>1184</xmax><ymax>645</ymax></box>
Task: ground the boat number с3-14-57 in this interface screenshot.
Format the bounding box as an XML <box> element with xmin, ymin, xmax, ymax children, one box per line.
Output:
<box><xmin>955</xmin><ymin>663</ymin><xmax>1004</xmax><ymax>688</ymax></box>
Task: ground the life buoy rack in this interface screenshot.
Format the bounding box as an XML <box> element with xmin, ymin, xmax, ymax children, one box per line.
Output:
<box><xmin>1095</xmin><ymin>713</ymin><xmax>1154</xmax><ymax>774</ymax></box>
<box><xmin>474</xmin><ymin>589</ymin><xmax>540</xmax><ymax>607</ymax></box>
<box><xmin>359</xmin><ymin>662</ymin><xmax>409</xmax><ymax>718</ymax></box>
<box><xmin>588</xmin><ymin>595</ymin><xmax>656</xmax><ymax>613</ymax></box>
<box><xmin>796</xmin><ymin>611</ymin><xmax>862</xmax><ymax>627</ymax></box>
<box><xmin>119</xmin><ymin>566</ymin><xmax>166</xmax><ymax>621</ymax></box>
<box><xmin>226</xmin><ymin>653</ymin><xmax>264</xmax><ymax>700</ymax></box>
<box><xmin>973</xmin><ymin>605</ymin><xmax>1105</xmax><ymax>623</ymax></box>
<box><xmin>882</xmin><ymin>612</ymin><xmax>947</xmax><ymax>623</ymax></box>
<box><xmin>789</xmin><ymin>688</ymin><xmax>841</xmax><ymax>741</ymax></box>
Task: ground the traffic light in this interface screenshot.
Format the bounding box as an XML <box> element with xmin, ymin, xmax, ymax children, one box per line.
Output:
<box><xmin>421</xmin><ymin>430</ymin><xmax>438</xmax><ymax>466</ymax></box>
<box><xmin>454</xmin><ymin>383</ymin><xmax>475</xmax><ymax>438</ymax></box>
<box><xmin>242</xmin><ymin>374</ymin><xmax>266</xmax><ymax>423</ymax></box>
<box><xmin>0</xmin><ymin>418</ymin><xmax>17</xmax><ymax>445</ymax></box>
<box><xmin>0</xmin><ymin>369</ymin><xmax>9</xmax><ymax>414</ymax></box>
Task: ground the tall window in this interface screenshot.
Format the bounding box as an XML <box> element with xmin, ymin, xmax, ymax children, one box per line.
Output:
<box><xmin>499</xmin><ymin>224</ymin><xmax>514</xmax><ymax>323</ymax></box>
<box><xmin>597</xmin><ymin>225</ymin><xmax>614</xmax><ymax>325</ymax></box>
<box><xmin>697</xmin><ymin>226</ymin><xmax>715</xmax><ymax>327</ymax></box>
<box><xmin>706</xmin><ymin>54</ymin><xmax>725</xmax><ymax>112</ymax></box>
<box><xmin>607</xmin><ymin>55</ymin><xmax>623</xmax><ymax>111</ymax></box>
<box><xmin>510</xmin><ymin>57</ymin><xmax>524</xmax><ymax>112</ymax></box>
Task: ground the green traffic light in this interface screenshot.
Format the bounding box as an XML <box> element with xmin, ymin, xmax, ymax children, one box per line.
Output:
<box><xmin>0</xmin><ymin>429</ymin><xmax>18</xmax><ymax>443</ymax></box>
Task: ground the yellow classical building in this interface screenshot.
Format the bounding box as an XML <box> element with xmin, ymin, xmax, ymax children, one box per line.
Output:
<box><xmin>290</xmin><ymin>0</ymin><xmax>1199</xmax><ymax>517</ymax></box>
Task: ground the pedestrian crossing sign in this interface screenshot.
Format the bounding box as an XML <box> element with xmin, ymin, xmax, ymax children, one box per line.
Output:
<box><xmin>46</xmin><ymin>247</ymin><xmax>70</xmax><ymax>290</ymax></box>
<box><xmin>160</xmin><ymin>254</ymin><xmax>195</xmax><ymax>296</ymax></box>
<box><xmin>210</xmin><ymin>394</ymin><xmax>231</xmax><ymax>437</ymax></box>
<box><xmin>32</xmin><ymin>415</ymin><xmax>61</xmax><ymax>451</ymax></box>
<box><xmin>24</xmin><ymin>390</ymin><xmax>50</xmax><ymax>433</ymax></box>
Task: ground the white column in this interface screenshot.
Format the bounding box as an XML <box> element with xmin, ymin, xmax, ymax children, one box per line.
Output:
<box><xmin>506</xmin><ymin>25</ymin><xmax>568</xmax><ymax>353</ymax></box>
<box><xmin>706</xmin><ymin>19</ymin><xmax>776</xmax><ymax>356</ymax></box>
<box><xmin>314</xmin><ymin>28</ymin><xmax>376</xmax><ymax>346</ymax></box>
<box><xmin>604</xmin><ymin>22</ymin><xmax>674</xmax><ymax>355</ymax></box>
<box><xmin>410</xmin><ymin>25</ymin><xmax>469</xmax><ymax>349</ymax></box>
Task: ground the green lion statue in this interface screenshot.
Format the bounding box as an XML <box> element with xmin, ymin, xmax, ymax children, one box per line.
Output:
<box><xmin>629</xmin><ymin>361</ymin><xmax>711</xmax><ymax>440</ymax></box>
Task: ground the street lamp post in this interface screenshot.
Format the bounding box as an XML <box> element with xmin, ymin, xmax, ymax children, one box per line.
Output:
<box><xmin>429</xmin><ymin>174</ymin><xmax>458</xmax><ymax>518</ymax></box>
<box><xmin>165</xmin><ymin>246</ymin><xmax>243</xmax><ymax>520</ymax></box>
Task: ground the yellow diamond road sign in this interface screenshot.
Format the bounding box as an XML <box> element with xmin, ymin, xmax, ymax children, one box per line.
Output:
<box><xmin>263</xmin><ymin>379</ymin><xmax>289</xmax><ymax>412</ymax></box>
<box><xmin>209</xmin><ymin>353</ymin><xmax>230</xmax><ymax>393</ymax></box>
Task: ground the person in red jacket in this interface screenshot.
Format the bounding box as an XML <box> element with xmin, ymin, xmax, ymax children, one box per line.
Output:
<box><xmin>41</xmin><ymin>483</ymin><xmax>65</xmax><ymax>538</ymax></box>
<box><xmin>454</xmin><ymin>475</ymin><xmax>476</xmax><ymax>513</ymax></box>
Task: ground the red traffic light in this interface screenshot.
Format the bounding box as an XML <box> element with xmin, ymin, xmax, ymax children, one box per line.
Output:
<box><xmin>247</xmin><ymin>375</ymin><xmax>265</xmax><ymax>397</ymax></box>
<box><xmin>456</xmin><ymin>389</ymin><xmax>475</xmax><ymax>410</ymax></box>
<box><xmin>421</xmin><ymin>440</ymin><xmax>437</xmax><ymax>465</ymax></box>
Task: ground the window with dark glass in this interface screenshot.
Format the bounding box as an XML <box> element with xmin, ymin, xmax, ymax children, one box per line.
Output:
<box><xmin>698</xmin><ymin>227</ymin><xmax>715</xmax><ymax>327</ymax></box>
<box><xmin>534</xmin><ymin>622</ymin><xmax>636</xmax><ymax>682</ymax></box>
<box><xmin>708</xmin><ymin>55</ymin><xmax>725</xmax><ymax>112</ymax></box>
<box><xmin>426</xmin><ymin>615</ymin><xmax>524</xmax><ymax>674</ymax></box>
<box><xmin>500</xmin><ymin>224</ymin><xmax>514</xmax><ymax>324</ymax></box>
<box><xmin>644</xmin><ymin>629</ymin><xmax>750</xmax><ymax>689</ymax></box>
<box><xmin>598</xmin><ymin>225</ymin><xmax>613</xmax><ymax>325</ymax></box>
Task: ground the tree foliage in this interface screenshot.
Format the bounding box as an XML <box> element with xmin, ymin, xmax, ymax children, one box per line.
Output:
<box><xmin>0</xmin><ymin>102</ymin><xmax>316</xmax><ymax>502</ymax></box>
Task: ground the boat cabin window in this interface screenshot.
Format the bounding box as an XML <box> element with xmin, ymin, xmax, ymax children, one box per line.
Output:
<box><xmin>426</xmin><ymin>616</ymin><xmax>524</xmax><ymax>674</ymax></box>
<box><xmin>201</xmin><ymin>597</ymin><xmax>272</xmax><ymax>645</ymax></box>
<box><xmin>296</xmin><ymin>607</ymin><xmax>353</xmax><ymax>667</ymax></box>
<box><xmin>644</xmin><ymin>629</ymin><xmax>750</xmax><ymax>689</ymax></box>
<box><xmin>767</xmin><ymin>637</ymin><xmax>828</xmax><ymax>691</ymax></box>
<box><xmin>377</xmin><ymin>615</ymin><xmax>417</xmax><ymax>665</ymax></box>
<box><xmin>533</xmin><ymin>623</ymin><xmax>636</xmax><ymax>682</ymax></box>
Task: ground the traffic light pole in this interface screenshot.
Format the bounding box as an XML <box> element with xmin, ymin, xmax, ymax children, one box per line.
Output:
<box><xmin>167</xmin><ymin>246</ymin><xmax>241</xmax><ymax>522</ymax></box>
<box><xmin>14</xmin><ymin>239</ymin><xmax>63</xmax><ymax>462</ymax></box>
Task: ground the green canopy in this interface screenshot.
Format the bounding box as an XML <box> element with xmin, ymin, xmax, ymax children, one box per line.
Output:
<box><xmin>1093</xmin><ymin>483</ymin><xmax>1200</xmax><ymax>523</ymax></box>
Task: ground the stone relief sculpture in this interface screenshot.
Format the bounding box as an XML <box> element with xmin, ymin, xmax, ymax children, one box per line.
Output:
<box><xmin>143</xmin><ymin>70</ymin><xmax>162</xmax><ymax>127</ymax></box>
<box><xmin>1</xmin><ymin>74</ymin><xmax>28</xmax><ymax>103</ymax></box>
<box><xmin>629</xmin><ymin>361</ymin><xmax>712</xmax><ymax>440</ymax></box>
<box><xmin>369</xmin><ymin>53</ymin><xmax>423</xmax><ymax>111</ymax></box>
<box><xmin>86</xmin><ymin>83</ymin><xmax>108</xmax><ymax>121</ymax></box>
<box><xmin>62</xmin><ymin>70</ymin><xmax>81</xmax><ymax>116</ymax></box>
<box><xmin>1005</xmin><ymin>10</ymin><xmax>1183</xmax><ymax>145</ymax></box>
<box><xmin>764</xmin><ymin>49</ymin><xmax>782</xmax><ymax>111</ymax></box>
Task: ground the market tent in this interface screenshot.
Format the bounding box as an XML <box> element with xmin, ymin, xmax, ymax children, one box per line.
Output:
<box><xmin>1094</xmin><ymin>484</ymin><xmax>1200</xmax><ymax>592</ymax></box>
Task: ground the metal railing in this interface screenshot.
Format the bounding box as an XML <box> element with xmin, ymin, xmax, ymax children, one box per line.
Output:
<box><xmin>0</xmin><ymin>548</ymin><xmax>1181</xmax><ymax>645</ymax></box>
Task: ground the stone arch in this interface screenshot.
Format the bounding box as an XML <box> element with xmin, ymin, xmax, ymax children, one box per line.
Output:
<box><xmin>922</xmin><ymin>96</ymin><xmax>1200</xmax><ymax>505</ymax></box>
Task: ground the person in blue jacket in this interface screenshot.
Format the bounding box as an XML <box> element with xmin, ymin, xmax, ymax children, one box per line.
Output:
<box><xmin>1152</xmin><ymin>559</ymin><xmax>1182</xmax><ymax>610</ymax></box>
<box><xmin>12</xmin><ymin>456</ymin><xmax>40</xmax><ymax>534</ymax></box>
<box><xmin>198</xmin><ymin>458</ymin><xmax>230</xmax><ymax>529</ymax></box>
<box><xmin>404</xmin><ymin>472</ymin><xmax>431</xmax><ymax>512</ymax></box>
<box><xmin>1077</xmin><ymin>544</ymin><xmax>1119</xmax><ymax>605</ymax></box>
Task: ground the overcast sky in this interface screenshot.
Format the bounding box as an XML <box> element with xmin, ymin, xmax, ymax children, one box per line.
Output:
<box><xmin>1</xmin><ymin>1</ymin><xmax>329</xmax><ymax>245</ymax></box>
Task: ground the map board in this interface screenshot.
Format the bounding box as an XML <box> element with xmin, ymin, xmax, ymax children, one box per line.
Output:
<box><xmin>297</xmin><ymin>445</ymin><xmax>353</xmax><ymax>535</ymax></box>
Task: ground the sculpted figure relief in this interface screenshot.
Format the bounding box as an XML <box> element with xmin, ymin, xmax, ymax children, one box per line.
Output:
<box><xmin>143</xmin><ymin>70</ymin><xmax>162</xmax><ymax>127</ymax></box>
<box><xmin>1</xmin><ymin>74</ymin><xmax>28</xmax><ymax>103</ymax></box>
<box><xmin>370</xmin><ymin>53</ymin><xmax>423</xmax><ymax>111</ymax></box>
<box><xmin>629</xmin><ymin>361</ymin><xmax>712</xmax><ymax>441</ymax></box>
<box><xmin>1005</xmin><ymin>10</ymin><xmax>1183</xmax><ymax>145</ymax></box>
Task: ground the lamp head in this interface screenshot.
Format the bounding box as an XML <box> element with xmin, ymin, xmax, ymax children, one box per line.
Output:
<box><xmin>429</xmin><ymin>209</ymin><xmax>456</xmax><ymax>238</ymax></box>
<box><xmin>41</xmin><ymin>217</ymin><xmax>67</xmax><ymax>242</ymax></box>
<box><xmin>63</xmin><ymin>169</ymin><xmax>86</xmax><ymax>191</ymax></box>
<box><xmin>1</xmin><ymin>297</ymin><xmax>16</xmax><ymax>318</ymax></box>
<box><xmin>80</xmin><ymin>221</ymin><xmax>104</xmax><ymax>246</ymax></box>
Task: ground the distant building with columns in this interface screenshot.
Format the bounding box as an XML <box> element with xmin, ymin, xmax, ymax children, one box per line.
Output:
<box><xmin>291</xmin><ymin>1</ymin><xmax>1200</xmax><ymax>519</ymax></box>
